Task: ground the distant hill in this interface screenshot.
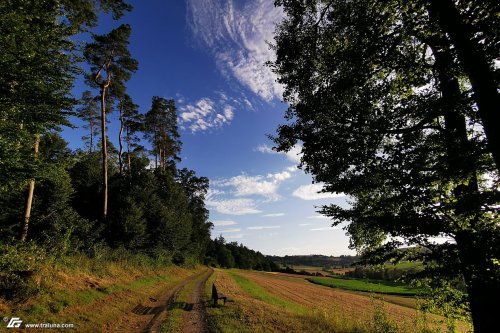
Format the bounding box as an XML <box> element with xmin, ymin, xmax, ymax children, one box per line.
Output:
<box><xmin>267</xmin><ymin>254</ymin><xmax>359</xmax><ymax>268</ymax></box>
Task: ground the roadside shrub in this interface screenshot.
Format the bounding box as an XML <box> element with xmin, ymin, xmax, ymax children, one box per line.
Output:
<box><xmin>0</xmin><ymin>242</ymin><xmax>46</xmax><ymax>299</ymax></box>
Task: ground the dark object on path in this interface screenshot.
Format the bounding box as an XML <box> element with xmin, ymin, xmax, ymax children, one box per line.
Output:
<box><xmin>211</xmin><ymin>284</ymin><xmax>227</xmax><ymax>306</ymax></box>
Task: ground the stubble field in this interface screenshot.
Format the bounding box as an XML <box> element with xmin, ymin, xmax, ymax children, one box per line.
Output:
<box><xmin>205</xmin><ymin>269</ymin><xmax>469</xmax><ymax>333</ymax></box>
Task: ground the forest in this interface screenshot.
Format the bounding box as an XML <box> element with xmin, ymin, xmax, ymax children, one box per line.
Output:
<box><xmin>0</xmin><ymin>0</ymin><xmax>274</xmax><ymax>298</ymax></box>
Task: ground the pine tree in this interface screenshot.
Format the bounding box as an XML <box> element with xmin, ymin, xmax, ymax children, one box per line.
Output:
<box><xmin>144</xmin><ymin>97</ymin><xmax>181</xmax><ymax>173</ymax></box>
<box><xmin>84</xmin><ymin>24</ymin><xmax>138</xmax><ymax>220</ymax></box>
<box><xmin>77</xmin><ymin>91</ymin><xmax>100</xmax><ymax>153</ymax></box>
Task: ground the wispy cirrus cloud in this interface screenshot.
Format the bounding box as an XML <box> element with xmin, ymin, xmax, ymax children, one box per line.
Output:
<box><xmin>310</xmin><ymin>226</ymin><xmax>339</xmax><ymax>231</ymax></box>
<box><xmin>219</xmin><ymin>228</ymin><xmax>241</xmax><ymax>233</ymax></box>
<box><xmin>247</xmin><ymin>225</ymin><xmax>281</xmax><ymax>230</ymax></box>
<box><xmin>186</xmin><ymin>0</ymin><xmax>284</xmax><ymax>102</ymax></box>
<box><xmin>262</xmin><ymin>213</ymin><xmax>285</xmax><ymax>217</ymax></box>
<box><xmin>307</xmin><ymin>215</ymin><xmax>330</xmax><ymax>220</ymax></box>
<box><xmin>212</xmin><ymin>220</ymin><xmax>237</xmax><ymax>227</ymax></box>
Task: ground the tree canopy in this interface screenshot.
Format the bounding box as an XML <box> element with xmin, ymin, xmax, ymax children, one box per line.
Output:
<box><xmin>272</xmin><ymin>0</ymin><xmax>499</xmax><ymax>331</ymax></box>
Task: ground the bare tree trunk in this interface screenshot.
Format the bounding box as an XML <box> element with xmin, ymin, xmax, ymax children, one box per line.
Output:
<box><xmin>118</xmin><ymin>104</ymin><xmax>124</xmax><ymax>175</ymax></box>
<box><xmin>100</xmin><ymin>85</ymin><xmax>108</xmax><ymax>220</ymax></box>
<box><xmin>20</xmin><ymin>135</ymin><xmax>40</xmax><ymax>242</ymax></box>
<box><xmin>126</xmin><ymin>126</ymin><xmax>131</xmax><ymax>171</ymax></box>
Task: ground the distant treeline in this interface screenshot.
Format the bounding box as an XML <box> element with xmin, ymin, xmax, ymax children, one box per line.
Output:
<box><xmin>205</xmin><ymin>236</ymin><xmax>278</xmax><ymax>271</ymax></box>
<box><xmin>345</xmin><ymin>262</ymin><xmax>424</xmax><ymax>281</ymax></box>
<box><xmin>268</xmin><ymin>255</ymin><xmax>359</xmax><ymax>269</ymax></box>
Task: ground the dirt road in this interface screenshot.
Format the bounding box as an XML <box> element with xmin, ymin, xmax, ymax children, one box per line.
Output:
<box><xmin>108</xmin><ymin>269</ymin><xmax>212</xmax><ymax>333</ymax></box>
<box><xmin>180</xmin><ymin>269</ymin><xmax>212</xmax><ymax>333</ymax></box>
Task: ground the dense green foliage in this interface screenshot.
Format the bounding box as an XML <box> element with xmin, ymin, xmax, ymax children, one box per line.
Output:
<box><xmin>272</xmin><ymin>0</ymin><xmax>499</xmax><ymax>330</ymax></box>
<box><xmin>346</xmin><ymin>262</ymin><xmax>424</xmax><ymax>281</ymax></box>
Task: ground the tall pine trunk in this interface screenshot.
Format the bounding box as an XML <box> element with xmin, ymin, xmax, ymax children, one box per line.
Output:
<box><xmin>118</xmin><ymin>104</ymin><xmax>124</xmax><ymax>175</ymax></box>
<box><xmin>126</xmin><ymin>126</ymin><xmax>131</xmax><ymax>171</ymax></box>
<box><xmin>100</xmin><ymin>85</ymin><xmax>108</xmax><ymax>220</ymax></box>
<box><xmin>20</xmin><ymin>135</ymin><xmax>40</xmax><ymax>242</ymax></box>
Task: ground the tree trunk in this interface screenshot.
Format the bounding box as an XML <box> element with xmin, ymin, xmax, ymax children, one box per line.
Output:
<box><xmin>431</xmin><ymin>35</ymin><xmax>490</xmax><ymax>333</ymax></box>
<box><xmin>126</xmin><ymin>126</ymin><xmax>131</xmax><ymax>171</ymax></box>
<box><xmin>429</xmin><ymin>0</ymin><xmax>500</xmax><ymax>172</ymax></box>
<box><xmin>20</xmin><ymin>135</ymin><xmax>40</xmax><ymax>242</ymax></box>
<box><xmin>100</xmin><ymin>85</ymin><xmax>108</xmax><ymax>220</ymax></box>
<box><xmin>455</xmin><ymin>231</ymin><xmax>500</xmax><ymax>333</ymax></box>
<box><xmin>118</xmin><ymin>104</ymin><xmax>124</xmax><ymax>175</ymax></box>
<box><xmin>89</xmin><ymin>118</ymin><xmax>94</xmax><ymax>154</ymax></box>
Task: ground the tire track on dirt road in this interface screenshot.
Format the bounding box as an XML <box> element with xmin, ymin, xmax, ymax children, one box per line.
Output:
<box><xmin>180</xmin><ymin>269</ymin><xmax>213</xmax><ymax>333</ymax></box>
<box><xmin>108</xmin><ymin>268</ymin><xmax>211</xmax><ymax>333</ymax></box>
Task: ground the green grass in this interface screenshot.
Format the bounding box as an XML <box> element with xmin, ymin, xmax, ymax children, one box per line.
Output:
<box><xmin>308</xmin><ymin>276</ymin><xmax>423</xmax><ymax>296</ymax></box>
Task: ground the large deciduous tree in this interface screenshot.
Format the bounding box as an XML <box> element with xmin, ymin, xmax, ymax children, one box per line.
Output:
<box><xmin>272</xmin><ymin>1</ymin><xmax>499</xmax><ymax>331</ymax></box>
<box><xmin>84</xmin><ymin>24</ymin><xmax>138</xmax><ymax>220</ymax></box>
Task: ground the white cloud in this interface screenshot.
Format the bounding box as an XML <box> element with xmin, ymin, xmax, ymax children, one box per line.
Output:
<box><xmin>219</xmin><ymin>228</ymin><xmax>241</xmax><ymax>233</ymax></box>
<box><xmin>268</xmin><ymin>171</ymin><xmax>292</xmax><ymax>182</ymax></box>
<box><xmin>299</xmin><ymin>223</ymin><xmax>311</xmax><ymax>226</ymax></box>
<box><xmin>179</xmin><ymin>96</ymin><xmax>235</xmax><ymax>133</ymax></box>
<box><xmin>262</xmin><ymin>213</ymin><xmax>285</xmax><ymax>217</ymax></box>
<box><xmin>206</xmin><ymin>198</ymin><xmax>261</xmax><ymax>215</ymax></box>
<box><xmin>310</xmin><ymin>226</ymin><xmax>339</xmax><ymax>231</ymax></box>
<box><xmin>247</xmin><ymin>225</ymin><xmax>281</xmax><ymax>230</ymax></box>
<box><xmin>293</xmin><ymin>183</ymin><xmax>346</xmax><ymax>201</ymax></box>
<box><xmin>307</xmin><ymin>215</ymin><xmax>330</xmax><ymax>220</ymax></box>
<box><xmin>256</xmin><ymin>144</ymin><xmax>302</xmax><ymax>164</ymax></box>
<box><xmin>212</xmin><ymin>220</ymin><xmax>237</xmax><ymax>227</ymax></box>
<box><xmin>186</xmin><ymin>0</ymin><xmax>284</xmax><ymax>101</ymax></box>
<box><xmin>214</xmin><ymin>170</ymin><xmax>293</xmax><ymax>201</ymax></box>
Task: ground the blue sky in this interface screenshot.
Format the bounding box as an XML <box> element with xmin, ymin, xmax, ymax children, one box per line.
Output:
<box><xmin>66</xmin><ymin>0</ymin><xmax>356</xmax><ymax>256</ymax></box>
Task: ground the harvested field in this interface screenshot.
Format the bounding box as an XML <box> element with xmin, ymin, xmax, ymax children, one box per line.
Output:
<box><xmin>206</xmin><ymin>269</ymin><xmax>368</xmax><ymax>333</ymax></box>
<box><xmin>228</xmin><ymin>270</ymin><xmax>469</xmax><ymax>332</ymax></box>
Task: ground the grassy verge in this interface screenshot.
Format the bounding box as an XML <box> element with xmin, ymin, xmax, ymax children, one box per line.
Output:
<box><xmin>0</xmin><ymin>248</ymin><xmax>204</xmax><ymax>332</ymax></box>
<box><xmin>308</xmin><ymin>276</ymin><xmax>423</xmax><ymax>296</ymax></box>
